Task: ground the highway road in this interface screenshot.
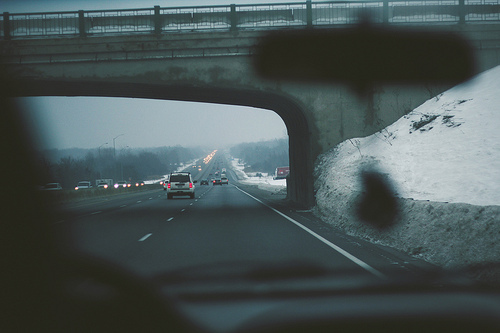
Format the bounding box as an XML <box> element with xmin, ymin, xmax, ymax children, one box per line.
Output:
<box><xmin>51</xmin><ymin>153</ymin><xmax>432</xmax><ymax>282</ymax></box>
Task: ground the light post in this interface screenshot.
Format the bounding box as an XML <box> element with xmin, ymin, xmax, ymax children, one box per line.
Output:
<box><xmin>113</xmin><ymin>134</ymin><xmax>124</xmax><ymax>160</ymax></box>
<box><xmin>98</xmin><ymin>142</ymin><xmax>108</xmax><ymax>179</ymax></box>
<box><xmin>113</xmin><ymin>134</ymin><xmax>124</xmax><ymax>181</ymax></box>
<box><xmin>120</xmin><ymin>145</ymin><xmax>129</xmax><ymax>182</ymax></box>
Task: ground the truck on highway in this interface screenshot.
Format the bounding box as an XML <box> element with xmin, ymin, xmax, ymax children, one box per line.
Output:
<box><xmin>95</xmin><ymin>179</ymin><xmax>113</xmax><ymax>189</ymax></box>
<box><xmin>274</xmin><ymin>166</ymin><xmax>289</xmax><ymax>180</ymax></box>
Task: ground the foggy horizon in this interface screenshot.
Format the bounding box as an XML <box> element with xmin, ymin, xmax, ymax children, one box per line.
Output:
<box><xmin>19</xmin><ymin>96</ymin><xmax>288</xmax><ymax>151</ymax></box>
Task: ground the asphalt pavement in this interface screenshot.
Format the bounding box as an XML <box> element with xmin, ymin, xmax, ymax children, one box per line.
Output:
<box><xmin>51</xmin><ymin>155</ymin><xmax>433</xmax><ymax>282</ymax></box>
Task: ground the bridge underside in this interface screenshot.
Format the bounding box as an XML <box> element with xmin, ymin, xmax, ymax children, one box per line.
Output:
<box><xmin>2</xmin><ymin>23</ymin><xmax>499</xmax><ymax>208</ymax></box>
<box><xmin>7</xmin><ymin>79</ymin><xmax>315</xmax><ymax>208</ymax></box>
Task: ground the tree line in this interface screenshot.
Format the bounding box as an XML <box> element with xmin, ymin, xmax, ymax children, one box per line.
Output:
<box><xmin>38</xmin><ymin>146</ymin><xmax>207</xmax><ymax>189</ymax></box>
<box><xmin>229</xmin><ymin>138</ymin><xmax>288</xmax><ymax>175</ymax></box>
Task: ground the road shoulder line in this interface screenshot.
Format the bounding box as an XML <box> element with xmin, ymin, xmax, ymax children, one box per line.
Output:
<box><xmin>234</xmin><ymin>186</ymin><xmax>386</xmax><ymax>279</ymax></box>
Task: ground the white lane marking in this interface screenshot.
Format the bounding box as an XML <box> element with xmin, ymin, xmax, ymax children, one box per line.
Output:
<box><xmin>234</xmin><ymin>186</ymin><xmax>386</xmax><ymax>279</ymax></box>
<box><xmin>91</xmin><ymin>211</ymin><xmax>102</xmax><ymax>215</ymax></box>
<box><xmin>120</xmin><ymin>205</ymin><xmax>127</xmax><ymax>208</ymax></box>
<box><xmin>53</xmin><ymin>220</ymin><xmax>65</xmax><ymax>224</ymax></box>
<box><xmin>137</xmin><ymin>200</ymin><xmax>142</xmax><ymax>203</ymax></box>
<box><xmin>138</xmin><ymin>233</ymin><xmax>152</xmax><ymax>242</ymax></box>
<box><xmin>195</xmin><ymin>199</ymin><xmax>198</xmax><ymax>202</ymax></box>
<box><xmin>190</xmin><ymin>203</ymin><xmax>193</xmax><ymax>206</ymax></box>
<box><xmin>181</xmin><ymin>209</ymin><xmax>185</xmax><ymax>212</ymax></box>
<box><xmin>167</xmin><ymin>217</ymin><xmax>174</xmax><ymax>222</ymax></box>
<box><xmin>149</xmin><ymin>197</ymin><xmax>153</xmax><ymax>200</ymax></box>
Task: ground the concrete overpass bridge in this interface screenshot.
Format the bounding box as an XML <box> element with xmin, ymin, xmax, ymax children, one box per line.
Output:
<box><xmin>1</xmin><ymin>0</ymin><xmax>500</xmax><ymax>207</ymax></box>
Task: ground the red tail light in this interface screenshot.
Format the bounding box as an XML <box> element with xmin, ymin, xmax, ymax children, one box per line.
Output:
<box><xmin>167</xmin><ymin>183</ymin><xmax>171</xmax><ymax>188</ymax></box>
<box><xmin>189</xmin><ymin>183</ymin><xmax>193</xmax><ymax>188</ymax></box>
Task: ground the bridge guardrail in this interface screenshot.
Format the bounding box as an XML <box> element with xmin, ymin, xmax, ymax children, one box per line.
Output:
<box><xmin>2</xmin><ymin>0</ymin><xmax>500</xmax><ymax>40</ymax></box>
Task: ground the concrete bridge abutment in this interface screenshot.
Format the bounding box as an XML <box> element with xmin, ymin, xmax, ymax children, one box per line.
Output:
<box><xmin>2</xmin><ymin>25</ymin><xmax>500</xmax><ymax>207</ymax></box>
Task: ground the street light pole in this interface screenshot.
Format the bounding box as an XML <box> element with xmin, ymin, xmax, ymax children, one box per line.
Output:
<box><xmin>98</xmin><ymin>142</ymin><xmax>108</xmax><ymax>159</ymax></box>
<box><xmin>120</xmin><ymin>145</ymin><xmax>129</xmax><ymax>182</ymax></box>
<box><xmin>113</xmin><ymin>134</ymin><xmax>124</xmax><ymax>160</ymax></box>
<box><xmin>113</xmin><ymin>134</ymin><xmax>124</xmax><ymax>181</ymax></box>
<box><xmin>98</xmin><ymin>142</ymin><xmax>108</xmax><ymax>179</ymax></box>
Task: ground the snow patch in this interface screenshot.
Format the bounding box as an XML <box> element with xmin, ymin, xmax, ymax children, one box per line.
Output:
<box><xmin>230</xmin><ymin>157</ymin><xmax>287</xmax><ymax>194</ymax></box>
<box><xmin>315</xmin><ymin>66</ymin><xmax>500</xmax><ymax>268</ymax></box>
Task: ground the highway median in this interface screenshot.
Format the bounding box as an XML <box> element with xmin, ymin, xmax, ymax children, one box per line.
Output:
<box><xmin>39</xmin><ymin>184</ymin><xmax>162</xmax><ymax>205</ymax></box>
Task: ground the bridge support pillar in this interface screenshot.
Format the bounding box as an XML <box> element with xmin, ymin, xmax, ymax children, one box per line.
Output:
<box><xmin>306</xmin><ymin>1</ymin><xmax>313</xmax><ymax>28</ymax></box>
<box><xmin>154</xmin><ymin>6</ymin><xmax>162</xmax><ymax>35</ymax></box>
<box><xmin>78</xmin><ymin>10</ymin><xmax>86</xmax><ymax>38</ymax></box>
<box><xmin>3</xmin><ymin>12</ymin><xmax>10</xmax><ymax>40</ymax></box>
<box><xmin>230</xmin><ymin>5</ymin><xmax>238</xmax><ymax>32</ymax></box>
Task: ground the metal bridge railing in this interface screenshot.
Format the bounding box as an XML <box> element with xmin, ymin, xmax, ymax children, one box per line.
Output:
<box><xmin>85</xmin><ymin>8</ymin><xmax>156</xmax><ymax>35</ymax></box>
<box><xmin>2</xmin><ymin>0</ymin><xmax>500</xmax><ymax>40</ymax></box>
<box><xmin>312</xmin><ymin>1</ymin><xmax>385</xmax><ymax>25</ymax></box>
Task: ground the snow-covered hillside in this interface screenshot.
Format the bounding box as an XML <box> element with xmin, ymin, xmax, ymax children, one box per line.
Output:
<box><xmin>319</xmin><ymin>65</ymin><xmax>500</xmax><ymax>206</ymax></box>
<box><xmin>315</xmin><ymin>66</ymin><xmax>500</xmax><ymax>268</ymax></box>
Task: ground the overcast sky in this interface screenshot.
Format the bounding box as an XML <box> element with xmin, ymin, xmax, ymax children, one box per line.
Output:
<box><xmin>19</xmin><ymin>97</ymin><xmax>287</xmax><ymax>150</ymax></box>
<box><xmin>6</xmin><ymin>0</ymin><xmax>291</xmax><ymax>150</ymax></box>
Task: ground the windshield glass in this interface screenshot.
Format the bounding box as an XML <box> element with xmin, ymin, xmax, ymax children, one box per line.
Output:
<box><xmin>170</xmin><ymin>175</ymin><xmax>191</xmax><ymax>182</ymax></box>
<box><xmin>3</xmin><ymin>0</ymin><xmax>500</xmax><ymax>303</ymax></box>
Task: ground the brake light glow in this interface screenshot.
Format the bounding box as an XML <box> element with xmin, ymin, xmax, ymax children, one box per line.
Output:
<box><xmin>167</xmin><ymin>183</ymin><xmax>171</xmax><ymax>189</ymax></box>
<box><xmin>189</xmin><ymin>183</ymin><xmax>193</xmax><ymax>188</ymax></box>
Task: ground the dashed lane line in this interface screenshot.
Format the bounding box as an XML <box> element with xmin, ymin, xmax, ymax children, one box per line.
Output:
<box><xmin>138</xmin><ymin>233</ymin><xmax>152</xmax><ymax>242</ymax></box>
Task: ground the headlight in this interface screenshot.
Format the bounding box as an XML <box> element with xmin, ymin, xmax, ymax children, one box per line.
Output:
<box><xmin>114</xmin><ymin>184</ymin><xmax>119</xmax><ymax>188</ymax></box>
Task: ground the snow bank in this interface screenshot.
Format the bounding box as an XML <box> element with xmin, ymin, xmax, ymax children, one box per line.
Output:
<box><xmin>143</xmin><ymin>159</ymin><xmax>201</xmax><ymax>185</ymax></box>
<box><xmin>230</xmin><ymin>157</ymin><xmax>287</xmax><ymax>194</ymax></box>
<box><xmin>315</xmin><ymin>66</ymin><xmax>500</xmax><ymax>268</ymax></box>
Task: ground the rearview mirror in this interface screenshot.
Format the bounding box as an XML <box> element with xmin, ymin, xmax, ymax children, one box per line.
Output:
<box><xmin>254</xmin><ymin>25</ymin><xmax>475</xmax><ymax>90</ymax></box>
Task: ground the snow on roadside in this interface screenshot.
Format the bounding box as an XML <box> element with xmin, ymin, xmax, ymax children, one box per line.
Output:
<box><xmin>314</xmin><ymin>66</ymin><xmax>500</xmax><ymax>268</ymax></box>
<box><xmin>144</xmin><ymin>159</ymin><xmax>201</xmax><ymax>185</ymax></box>
<box><xmin>229</xmin><ymin>157</ymin><xmax>287</xmax><ymax>194</ymax></box>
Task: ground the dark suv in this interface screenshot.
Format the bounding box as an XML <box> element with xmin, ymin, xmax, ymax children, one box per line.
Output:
<box><xmin>166</xmin><ymin>172</ymin><xmax>196</xmax><ymax>199</ymax></box>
